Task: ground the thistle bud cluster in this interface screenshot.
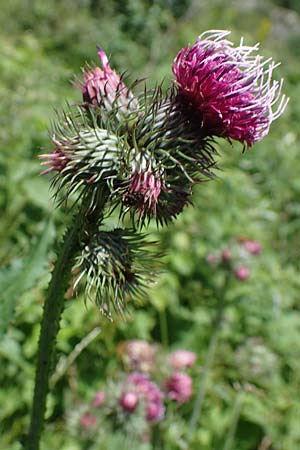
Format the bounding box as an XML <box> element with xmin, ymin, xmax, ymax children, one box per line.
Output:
<box><xmin>40</xmin><ymin>31</ymin><xmax>287</xmax><ymax>314</ymax></box>
<box><xmin>68</xmin><ymin>341</ymin><xmax>196</xmax><ymax>443</ymax></box>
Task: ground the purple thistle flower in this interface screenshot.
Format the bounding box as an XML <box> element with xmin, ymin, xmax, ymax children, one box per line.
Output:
<box><xmin>165</xmin><ymin>371</ymin><xmax>193</xmax><ymax>404</ymax></box>
<box><xmin>173</xmin><ymin>30</ymin><xmax>288</xmax><ymax>147</ymax></box>
<box><xmin>77</xmin><ymin>47</ymin><xmax>139</xmax><ymax>114</ymax></box>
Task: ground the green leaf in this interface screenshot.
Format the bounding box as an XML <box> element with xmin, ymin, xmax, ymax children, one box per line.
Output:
<box><xmin>0</xmin><ymin>218</ymin><xmax>55</xmax><ymax>337</ymax></box>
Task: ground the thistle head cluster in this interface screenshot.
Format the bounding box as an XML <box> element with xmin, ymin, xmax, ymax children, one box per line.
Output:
<box><xmin>41</xmin><ymin>32</ymin><xmax>287</xmax><ymax>315</ymax></box>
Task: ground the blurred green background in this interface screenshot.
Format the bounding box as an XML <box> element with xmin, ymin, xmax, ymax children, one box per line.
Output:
<box><xmin>1</xmin><ymin>0</ymin><xmax>300</xmax><ymax>449</ymax></box>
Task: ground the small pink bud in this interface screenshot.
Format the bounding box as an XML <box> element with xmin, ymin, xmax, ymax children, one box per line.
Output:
<box><xmin>80</xmin><ymin>412</ymin><xmax>97</xmax><ymax>429</ymax></box>
<box><xmin>221</xmin><ymin>249</ymin><xmax>232</xmax><ymax>262</ymax></box>
<box><xmin>234</xmin><ymin>266</ymin><xmax>250</xmax><ymax>281</ymax></box>
<box><xmin>120</xmin><ymin>391</ymin><xmax>139</xmax><ymax>412</ymax></box>
<box><xmin>243</xmin><ymin>240</ymin><xmax>262</xmax><ymax>255</ymax></box>
<box><xmin>92</xmin><ymin>390</ymin><xmax>106</xmax><ymax>407</ymax></box>
<box><xmin>169</xmin><ymin>350</ymin><xmax>197</xmax><ymax>369</ymax></box>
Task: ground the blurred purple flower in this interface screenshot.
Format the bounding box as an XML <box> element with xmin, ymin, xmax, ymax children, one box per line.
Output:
<box><xmin>173</xmin><ymin>30</ymin><xmax>288</xmax><ymax>147</ymax></box>
<box><xmin>92</xmin><ymin>390</ymin><xmax>106</xmax><ymax>407</ymax></box>
<box><xmin>165</xmin><ymin>371</ymin><xmax>193</xmax><ymax>404</ymax></box>
<box><xmin>243</xmin><ymin>239</ymin><xmax>262</xmax><ymax>255</ymax></box>
<box><xmin>221</xmin><ymin>248</ymin><xmax>232</xmax><ymax>262</ymax></box>
<box><xmin>80</xmin><ymin>412</ymin><xmax>97</xmax><ymax>429</ymax></box>
<box><xmin>234</xmin><ymin>265</ymin><xmax>250</xmax><ymax>281</ymax></box>
<box><xmin>120</xmin><ymin>391</ymin><xmax>139</xmax><ymax>412</ymax></box>
<box><xmin>120</xmin><ymin>339</ymin><xmax>156</xmax><ymax>372</ymax></box>
<box><xmin>169</xmin><ymin>350</ymin><xmax>197</xmax><ymax>369</ymax></box>
<box><xmin>126</xmin><ymin>372</ymin><xmax>165</xmax><ymax>422</ymax></box>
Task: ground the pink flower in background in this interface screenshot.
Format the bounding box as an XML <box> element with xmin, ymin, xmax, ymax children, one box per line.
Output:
<box><xmin>243</xmin><ymin>239</ymin><xmax>262</xmax><ymax>255</ymax></box>
<box><xmin>169</xmin><ymin>350</ymin><xmax>197</xmax><ymax>369</ymax></box>
<box><xmin>80</xmin><ymin>412</ymin><xmax>97</xmax><ymax>429</ymax></box>
<box><xmin>126</xmin><ymin>372</ymin><xmax>165</xmax><ymax>422</ymax></box>
<box><xmin>234</xmin><ymin>265</ymin><xmax>250</xmax><ymax>281</ymax></box>
<box><xmin>78</xmin><ymin>47</ymin><xmax>139</xmax><ymax>114</ymax></box>
<box><xmin>120</xmin><ymin>391</ymin><xmax>139</xmax><ymax>412</ymax></box>
<box><xmin>165</xmin><ymin>372</ymin><xmax>193</xmax><ymax>404</ymax></box>
<box><xmin>121</xmin><ymin>339</ymin><xmax>156</xmax><ymax>372</ymax></box>
<box><xmin>92</xmin><ymin>390</ymin><xmax>106</xmax><ymax>407</ymax></box>
<box><xmin>173</xmin><ymin>30</ymin><xmax>288</xmax><ymax>147</ymax></box>
<box><xmin>146</xmin><ymin>401</ymin><xmax>165</xmax><ymax>422</ymax></box>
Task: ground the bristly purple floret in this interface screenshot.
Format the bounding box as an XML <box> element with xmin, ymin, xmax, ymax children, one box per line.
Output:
<box><xmin>172</xmin><ymin>30</ymin><xmax>288</xmax><ymax>147</ymax></box>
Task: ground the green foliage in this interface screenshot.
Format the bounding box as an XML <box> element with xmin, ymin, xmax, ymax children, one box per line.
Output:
<box><xmin>1</xmin><ymin>0</ymin><xmax>300</xmax><ymax>449</ymax></box>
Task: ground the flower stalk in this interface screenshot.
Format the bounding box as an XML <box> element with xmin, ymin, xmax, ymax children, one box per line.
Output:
<box><xmin>26</xmin><ymin>197</ymin><xmax>108</xmax><ymax>450</ymax></box>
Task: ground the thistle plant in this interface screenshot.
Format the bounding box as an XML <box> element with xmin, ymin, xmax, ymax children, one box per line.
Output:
<box><xmin>26</xmin><ymin>31</ymin><xmax>287</xmax><ymax>450</ymax></box>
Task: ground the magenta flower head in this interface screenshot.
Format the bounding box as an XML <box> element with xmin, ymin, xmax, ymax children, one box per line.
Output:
<box><xmin>165</xmin><ymin>371</ymin><xmax>193</xmax><ymax>404</ymax></box>
<box><xmin>173</xmin><ymin>30</ymin><xmax>288</xmax><ymax>147</ymax></box>
<box><xmin>169</xmin><ymin>350</ymin><xmax>197</xmax><ymax>369</ymax></box>
<box><xmin>78</xmin><ymin>47</ymin><xmax>139</xmax><ymax>114</ymax></box>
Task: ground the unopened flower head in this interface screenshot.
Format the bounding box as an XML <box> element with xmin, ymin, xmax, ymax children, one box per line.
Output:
<box><xmin>39</xmin><ymin>138</ymin><xmax>71</xmax><ymax>175</ymax></box>
<box><xmin>78</xmin><ymin>47</ymin><xmax>139</xmax><ymax>114</ymax></box>
<box><xmin>173</xmin><ymin>30</ymin><xmax>288</xmax><ymax>147</ymax></box>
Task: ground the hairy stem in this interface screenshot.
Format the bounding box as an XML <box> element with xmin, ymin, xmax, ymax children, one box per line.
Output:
<box><xmin>25</xmin><ymin>190</ymin><xmax>108</xmax><ymax>450</ymax></box>
<box><xmin>25</xmin><ymin>212</ymin><xmax>84</xmax><ymax>450</ymax></box>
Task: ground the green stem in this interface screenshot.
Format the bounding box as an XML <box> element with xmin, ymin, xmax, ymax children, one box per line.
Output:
<box><xmin>159</xmin><ymin>308</ymin><xmax>169</xmax><ymax>348</ymax></box>
<box><xmin>222</xmin><ymin>390</ymin><xmax>244</xmax><ymax>450</ymax></box>
<box><xmin>189</xmin><ymin>274</ymin><xmax>230</xmax><ymax>432</ymax></box>
<box><xmin>25</xmin><ymin>212</ymin><xmax>85</xmax><ymax>450</ymax></box>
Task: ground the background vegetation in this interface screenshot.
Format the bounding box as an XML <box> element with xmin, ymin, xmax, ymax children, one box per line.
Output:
<box><xmin>1</xmin><ymin>0</ymin><xmax>300</xmax><ymax>449</ymax></box>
